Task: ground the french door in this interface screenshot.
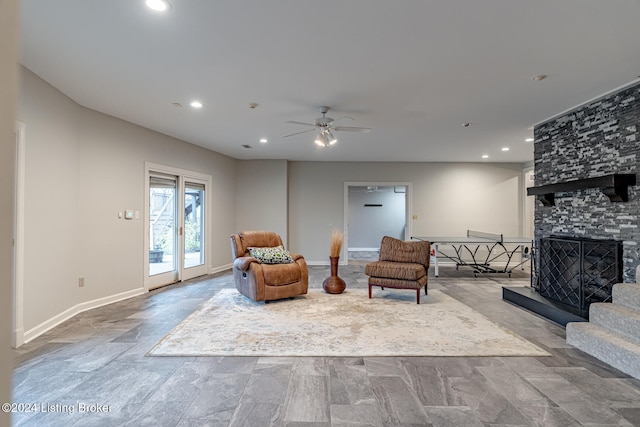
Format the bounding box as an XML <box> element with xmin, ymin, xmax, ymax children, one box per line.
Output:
<box><xmin>145</xmin><ymin>164</ymin><xmax>210</xmax><ymax>290</ymax></box>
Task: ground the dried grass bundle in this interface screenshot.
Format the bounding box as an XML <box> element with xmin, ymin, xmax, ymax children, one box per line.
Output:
<box><xmin>330</xmin><ymin>228</ymin><xmax>343</xmax><ymax>258</ymax></box>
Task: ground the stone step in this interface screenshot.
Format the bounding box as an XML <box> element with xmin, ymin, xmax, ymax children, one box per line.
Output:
<box><xmin>566</xmin><ymin>322</ymin><xmax>640</xmax><ymax>380</ymax></box>
<box><xmin>612</xmin><ymin>283</ymin><xmax>640</xmax><ymax>312</ymax></box>
<box><xmin>590</xmin><ymin>303</ymin><xmax>640</xmax><ymax>345</ymax></box>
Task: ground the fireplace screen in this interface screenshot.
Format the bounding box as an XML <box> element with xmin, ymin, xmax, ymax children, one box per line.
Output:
<box><xmin>539</xmin><ymin>236</ymin><xmax>622</xmax><ymax>316</ymax></box>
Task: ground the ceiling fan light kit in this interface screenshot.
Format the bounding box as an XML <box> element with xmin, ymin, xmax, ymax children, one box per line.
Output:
<box><xmin>315</xmin><ymin>129</ymin><xmax>338</xmax><ymax>147</ymax></box>
<box><xmin>284</xmin><ymin>106</ymin><xmax>371</xmax><ymax>147</ymax></box>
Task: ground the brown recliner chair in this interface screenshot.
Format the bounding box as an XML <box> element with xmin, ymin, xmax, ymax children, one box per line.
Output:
<box><xmin>365</xmin><ymin>236</ymin><xmax>431</xmax><ymax>304</ymax></box>
<box><xmin>230</xmin><ymin>231</ymin><xmax>308</xmax><ymax>302</ymax></box>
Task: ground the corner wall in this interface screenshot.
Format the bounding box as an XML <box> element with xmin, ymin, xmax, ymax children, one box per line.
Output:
<box><xmin>17</xmin><ymin>67</ymin><xmax>237</xmax><ymax>338</ymax></box>
<box><xmin>234</xmin><ymin>160</ymin><xmax>288</xmax><ymax>243</ymax></box>
<box><xmin>533</xmin><ymin>82</ymin><xmax>640</xmax><ymax>281</ymax></box>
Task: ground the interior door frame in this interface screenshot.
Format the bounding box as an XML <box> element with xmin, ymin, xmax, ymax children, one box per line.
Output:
<box><xmin>343</xmin><ymin>181</ymin><xmax>412</xmax><ymax>265</ymax></box>
<box><xmin>144</xmin><ymin>162</ymin><xmax>212</xmax><ymax>291</ymax></box>
<box><xmin>13</xmin><ymin>121</ymin><xmax>25</xmax><ymax>348</ymax></box>
<box><xmin>523</xmin><ymin>166</ymin><xmax>535</xmax><ymax>238</ymax></box>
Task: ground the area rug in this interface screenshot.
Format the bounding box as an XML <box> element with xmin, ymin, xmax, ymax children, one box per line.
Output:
<box><xmin>147</xmin><ymin>288</ymin><xmax>550</xmax><ymax>357</ymax></box>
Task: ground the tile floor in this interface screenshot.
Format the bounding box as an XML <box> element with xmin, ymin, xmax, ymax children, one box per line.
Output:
<box><xmin>10</xmin><ymin>263</ymin><xmax>640</xmax><ymax>426</ymax></box>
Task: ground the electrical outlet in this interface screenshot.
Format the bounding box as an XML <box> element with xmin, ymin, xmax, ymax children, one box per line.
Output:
<box><xmin>78</xmin><ymin>277</ymin><xmax>85</xmax><ymax>287</ymax></box>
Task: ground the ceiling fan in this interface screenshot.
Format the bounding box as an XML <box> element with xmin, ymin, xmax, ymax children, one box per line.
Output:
<box><xmin>283</xmin><ymin>106</ymin><xmax>371</xmax><ymax>147</ymax></box>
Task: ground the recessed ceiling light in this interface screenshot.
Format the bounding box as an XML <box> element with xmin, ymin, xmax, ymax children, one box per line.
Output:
<box><xmin>259</xmin><ymin>138</ymin><xmax>268</xmax><ymax>143</ymax></box>
<box><xmin>501</xmin><ymin>147</ymin><xmax>510</xmax><ymax>152</ymax></box>
<box><xmin>190</xmin><ymin>100</ymin><xmax>203</xmax><ymax>109</ymax></box>
<box><xmin>532</xmin><ymin>74</ymin><xmax>548</xmax><ymax>81</ymax></box>
<box><xmin>525</xmin><ymin>138</ymin><xmax>534</xmax><ymax>142</ymax></box>
<box><xmin>482</xmin><ymin>154</ymin><xmax>489</xmax><ymax>159</ymax></box>
<box><xmin>145</xmin><ymin>0</ymin><xmax>171</xmax><ymax>12</ymax></box>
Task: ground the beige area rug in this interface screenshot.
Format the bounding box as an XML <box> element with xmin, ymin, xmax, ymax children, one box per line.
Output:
<box><xmin>147</xmin><ymin>288</ymin><xmax>550</xmax><ymax>357</ymax></box>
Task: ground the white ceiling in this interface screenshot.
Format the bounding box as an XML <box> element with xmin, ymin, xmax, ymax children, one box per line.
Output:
<box><xmin>19</xmin><ymin>0</ymin><xmax>640</xmax><ymax>163</ymax></box>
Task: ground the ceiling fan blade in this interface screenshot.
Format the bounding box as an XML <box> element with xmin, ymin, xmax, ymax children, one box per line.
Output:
<box><xmin>282</xmin><ymin>129</ymin><xmax>316</xmax><ymax>138</ymax></box>
<box><xmin>332</xmin><ymin>116</ymin><xmax>354</xmax><ymax>124</ymax></box>
<box><xmin>333</xmin><ymin>126</ymin><xmax>372</xmax><ymax>133</ymax></box>
<box><xmin>285</xmin><ymin>120</ymin><xmax>316</xmax><ymax>127</ymax></box>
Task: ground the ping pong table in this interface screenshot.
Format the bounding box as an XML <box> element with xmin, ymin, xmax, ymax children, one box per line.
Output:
<box><xmin>412</xmin><ymin>230</ymin><xmax>532</xmax><ymax>277</ymax></box>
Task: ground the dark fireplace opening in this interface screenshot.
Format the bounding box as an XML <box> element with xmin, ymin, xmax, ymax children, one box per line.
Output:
<box><xmin>538</xmin><ymin>236</ymin><xmax>622</xmax><ymax>318</ymax></box>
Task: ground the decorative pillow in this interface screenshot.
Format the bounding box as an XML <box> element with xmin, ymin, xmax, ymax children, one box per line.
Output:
<box><xmin>248</xmin><ymin>246</ymin><xmax>294</xmax><ymax>264</ymax></box>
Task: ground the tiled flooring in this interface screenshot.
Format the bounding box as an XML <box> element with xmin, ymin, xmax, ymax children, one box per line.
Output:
<box><xmin>348</xmin><ymin>250</ymin><xmax>379</xmax><ymax>262</ymax></box>
<box><xmin>11</xmin><ymin>264</ymin><xmax>640</xmax><ymax>426</ymax></box>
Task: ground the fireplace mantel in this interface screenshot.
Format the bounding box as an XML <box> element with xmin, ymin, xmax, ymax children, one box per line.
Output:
<box><xmin>527</xmin><ymin>173</ymin><xmax>636</xmax><ymax>206</ymax></box>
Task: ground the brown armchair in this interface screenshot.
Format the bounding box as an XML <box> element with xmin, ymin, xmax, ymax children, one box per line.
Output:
<box><xmin>364</xmin><ymin>236</ymin><xmax>430</xmax><ymax>304</ymax></box>
<box><xmin>230</xmin><ymin>231</ymin><xmax>308</xmax><ymax>302</ymax></box>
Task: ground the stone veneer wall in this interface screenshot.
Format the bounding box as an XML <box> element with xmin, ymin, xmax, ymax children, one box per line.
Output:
<box><xmin>533</xmin><ymin>82</ymin><xmax>640</xmax><ymax>282</ymax></box>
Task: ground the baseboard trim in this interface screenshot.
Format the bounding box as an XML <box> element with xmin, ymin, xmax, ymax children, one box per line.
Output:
<box><xmin>210</xmin><ymin>263</ymin><xmax>232</xmax><ymax>274</ymax></box>
<box><xmin>20</xmin><ymin>263</ymin><xmax>237</xmax><ymax>346</ymax></box>
<box><xmin>22</xmin><ymin>287</ymin><xmax>146</xmax><ymax>345</ymax></box>
<box><xmin>12</xmin><ymin>328</ymin><xmax>24</xmax><ymax>349</ymax></box>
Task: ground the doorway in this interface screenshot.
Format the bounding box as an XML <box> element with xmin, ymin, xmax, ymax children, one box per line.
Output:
<box><xmin>145</xmin><ymin>163</ymin><xmax>211</xmax><ymax>290</ymax></box>
<box><xmin>344</xmin><ymin>182</ymin><xmax>412</xmax><ymax>264</ymax></box>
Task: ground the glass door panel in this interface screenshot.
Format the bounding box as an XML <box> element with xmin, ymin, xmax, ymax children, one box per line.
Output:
<box><xmin>145</xmin><ymin>166</ymin><xmax>209</xmax><ymax>288</ymax></box>
<box><xmin>184</xmin><ymin>182</ymin><xmax>204</xmax><ymax>269</ymax></box>
<box><xmin>182</xmin><ymin>180</ymin><xmax>207</xmax><ymax>280</ymax></box>
<box><xmin>149</xmin><ymin>176</ymin><xmax>177</xmax><ymax>280</ymax></box>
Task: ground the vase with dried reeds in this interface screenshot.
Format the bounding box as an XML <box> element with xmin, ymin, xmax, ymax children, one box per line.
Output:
<box><xmin>323</xmin><ymin>228</ymin><xmax>346</xmax><ymax>294</ymax></box>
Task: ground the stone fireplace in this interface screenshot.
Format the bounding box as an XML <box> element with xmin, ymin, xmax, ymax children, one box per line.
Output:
<box><xmin>503</xmin><ymin>81</ymin><xmax>639</xmax><ymax>325</ymax></box>
<box><xmin>531</xmin><ymin>82</ymin><xmax>639</xmax><ymax>283</ymax></box>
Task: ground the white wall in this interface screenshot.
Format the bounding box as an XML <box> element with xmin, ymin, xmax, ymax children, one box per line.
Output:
<box><xmin>289</xmin><ymin>161</ymin><xmax>523</xmax><ymax>262</ymax></box>
<box><xmin>1</xmin><ymin>0</ymin><xmax>19</xmax><ymax>421</ymax></box>
<box><xmin>235</xmin><ymin>160</ymin><xmax>288</xmax><ymax>243</ymax></box>
<box><xmin>17</xmin><ymin>67</ymin><xmax>237</xmax><ymax>337</ymax></box>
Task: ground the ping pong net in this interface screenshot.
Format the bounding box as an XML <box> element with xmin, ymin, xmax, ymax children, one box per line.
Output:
<box><xmin>466</xmin><ymin>229</ymin><xmax>504</xmax><ymax>243</ymax></box>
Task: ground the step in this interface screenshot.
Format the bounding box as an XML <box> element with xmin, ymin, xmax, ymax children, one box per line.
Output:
<box><xmin>566</xmin><ymin>322</ymin><xmax>640</xmax><ymax>379</ymax></box>
<box><xmin>613</xmin><ymin>283</ymin><xmax>640</xmax><ymax>312</ymax></box>
<box><xmin>589</xmin><ymin>303</ymin><xmax>640</xmax><ymax>345</ymax></box>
